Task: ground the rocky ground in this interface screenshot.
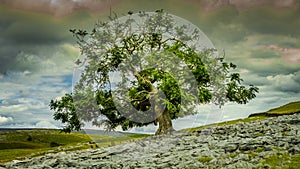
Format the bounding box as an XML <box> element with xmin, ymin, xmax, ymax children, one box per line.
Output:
<box><xmin>2</xmin><ymin>113</ymin><xmax>300</xmax><ymax>169</ymax></box>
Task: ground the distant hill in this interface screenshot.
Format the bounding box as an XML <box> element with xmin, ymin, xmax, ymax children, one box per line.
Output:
<box><xmin>76</xmin><ymin>129</ymin><xmax>125</xmax><ymax>136</ymax></box>
<box><xmin>249</xmin><ymin>101</ymin><xmax>300</xmax><ymax>117</ymax></box>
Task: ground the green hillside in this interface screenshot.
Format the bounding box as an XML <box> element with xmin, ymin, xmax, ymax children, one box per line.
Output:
<box><xmin>0</xmin><ymin>129</ymin><xmax>149</xmax><ymax>163</ymax></box>
<box><xmin>267</xmin><ymin>101</ymin><xmax>300</xmax><ymax>115</ymax></box>
<box><xmin>249</xmin><ymin>101</ymin><xmax>300</xmax><ymax>117</ymax></box>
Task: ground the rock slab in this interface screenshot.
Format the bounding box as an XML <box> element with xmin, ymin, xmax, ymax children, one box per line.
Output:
<box><xmin>2</xmin><ymin>114</ymin><xmax>300</xmax><ymax>168</ymax></box>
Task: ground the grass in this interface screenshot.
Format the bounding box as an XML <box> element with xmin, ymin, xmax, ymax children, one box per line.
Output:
<box><xmin>0</xmin><ymin>129</ymin><xmax>150</xmax><ymax>163</ymax></box>
<box><xmin>0</xmin><ymin>142</ymin><xmax>43</xmax><ymax>149</ymax></box>
<box><xmin>250</xmin><ymin>101</ymin><xmax>300</xmax><ymax>117</ymax></box>
<box><xmin>0</xmin><ymin>129</ymin><xmax>91</xmax><ymax>163</ymax></box>
<box><xmin>267</xmin><ymin>101</ymin><xmax>300</xmax><ymax>115</ymax></box>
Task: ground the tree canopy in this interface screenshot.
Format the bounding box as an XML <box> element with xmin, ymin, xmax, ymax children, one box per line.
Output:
<box><xmin>50</xmin><ymin>10</ymin><xmax>258</xmax><ymax>135</ymax></box>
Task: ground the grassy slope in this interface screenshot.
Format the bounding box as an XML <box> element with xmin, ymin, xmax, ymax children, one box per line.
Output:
<box><xmin>267</xmin><ymin>101</ymin><xmax>300</xmax><ymax>115</ymax></box>
<box><xmin>0</xmin><ymin>129</ymin><xmax>92</xmax><ymax>163</ymax></box>
<box><xmin>249</xmin><ymin>101</ymin><xmax>300</xmax><ymax>117</ymax></box>
<box><xmin>0</xmin><ymin>129</ymin><xmax>149</xmax><ymax>163</ymax></box>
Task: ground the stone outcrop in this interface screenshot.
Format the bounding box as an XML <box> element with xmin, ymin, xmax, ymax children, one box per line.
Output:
<box><xmin>2</xmin><ymin>113</ymin><xmax>300</xmax><ymax>168</ymax></box>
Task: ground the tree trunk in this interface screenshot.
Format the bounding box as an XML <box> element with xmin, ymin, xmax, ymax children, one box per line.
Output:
<box><xmin>155</xmin><ymin>109</ymin><xmax>175</xmax><ymax>135</ymax></box>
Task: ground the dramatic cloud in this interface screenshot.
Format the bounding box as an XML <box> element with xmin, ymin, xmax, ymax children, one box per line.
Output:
<box><xmin>0</xmin><ymin>0</ymin><xmax>300</xmax><ymax>130</ymax></box>
<box><xmin>0</xmin><ymin>4</ymin><xmax>96</xmax><ymax>74</ymax></box>
<box><xmin>0</xmin><ymin>7</ymin><xmax>66</xmax><ymax>74</ymax></box>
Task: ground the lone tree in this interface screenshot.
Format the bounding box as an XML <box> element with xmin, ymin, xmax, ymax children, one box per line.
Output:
<box><xmin>50</xmin><ymin>11</ymin><xmax>258</xmax><ymax>135</ymax></box>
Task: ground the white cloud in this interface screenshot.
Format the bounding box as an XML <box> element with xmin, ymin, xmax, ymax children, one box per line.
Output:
<box><xmin>267</xmin><ymin>72</ymin><xmax>300</xmax><ymax>93</ymax></box>
<box><xmin>0</xmin><ymin>105</ymin><xmax>29</xmax><ymax>113</ymax></box>
<box><xmin>0</xmin><ymin>116</ymin><xmax>13</xmax><ymax>124</ymax></box>
<box><xmin>0</xmin><ymin>68</ymin><xmax>72</xmax><ymax>128</ymax></box>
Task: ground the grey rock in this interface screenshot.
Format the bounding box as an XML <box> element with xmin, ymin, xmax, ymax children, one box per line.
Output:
<box><xmin>3</xmin><ymin>114</ymin><xmax>300</xmax><ymax>168</ymax></box>
<box><xmin>224</xmin><ymin>143</ymin><xmax>239</xmax><ymax>153</ymax></box>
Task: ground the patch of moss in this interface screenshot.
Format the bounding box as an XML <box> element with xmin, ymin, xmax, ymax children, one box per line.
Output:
<box><xmin>254</xmin><ymin>133</ymin><xmax>264</xmax><ymax>137</ymax></box>
<box><xmin>199</xmin><ymin>156</ymin><xmax>213</xmax><ymax>163</ymax></box>
<box><xmin>227</xmin><ymin>152</ymin><xmax>239</xmax><ymax>158</ymax></box>
<box><xmin>254</xmin><ymin>147</ymin><xmax>265</xmax><ymax>153</ymax></box>
<box><xmin>246</xmin><ymin>152</ymin><xmax>256</xmax><ymax>159</ymax></box>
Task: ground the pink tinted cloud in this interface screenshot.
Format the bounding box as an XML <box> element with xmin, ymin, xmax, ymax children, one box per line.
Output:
<box><xmin>257</xmin><ymin>45</ymin><xmax>300</xmax><ymax>64</ymax></box>
<box><xmin>282</xmin><ymin>48</ymin><xmax>300</xmax><ymax>64</ymax></box>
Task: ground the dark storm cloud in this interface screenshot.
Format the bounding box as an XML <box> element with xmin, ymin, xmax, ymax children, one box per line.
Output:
<box><xmin>0</xmin><ymin>5</ymin><xmax>73</xmax><ymax>45</ymax></box>
<box><xmin>0</xmin><ymin>46</ymin><xmax>18</xmax><ymax>74</ymax></box>
<box><xmin>0</xmin><ymin>5</ymin><xmax>84</xmax><ymax>74</ymax></box>
<box><xmin>2</xmin><ymin>19</ymin><xmax>68</xmax><ymax>45</ymax></box>
<box><xmin>187</xmin><ymin>0</ymin><xmax>300</xmax><ymax>47</ymax></box>
<box><xmin>237</xmin><ymin>8</ymin><xmax>300</xmax><ymax>36</ymax></box>
<box><xmin>234</xmin><ymin>56</ymin><xmax>299</xmax><ymax>77</ymax></box>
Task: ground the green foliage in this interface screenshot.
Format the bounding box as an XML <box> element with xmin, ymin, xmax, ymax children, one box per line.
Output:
<box><xmin>50</xmin><ymin>94</ymin><xmax>83</xmax><ymax>132</ymax></box>
<box><xmin>50</xmin><ymin>10</ymin><xmax>258</xmax><ymax>133</ymax></box>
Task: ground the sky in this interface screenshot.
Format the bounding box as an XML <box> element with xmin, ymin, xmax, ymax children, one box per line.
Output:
<box><xmin>0</xmin><ymin>0</ymin><xmax>300</xmax><ymax>132</ymax></box>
